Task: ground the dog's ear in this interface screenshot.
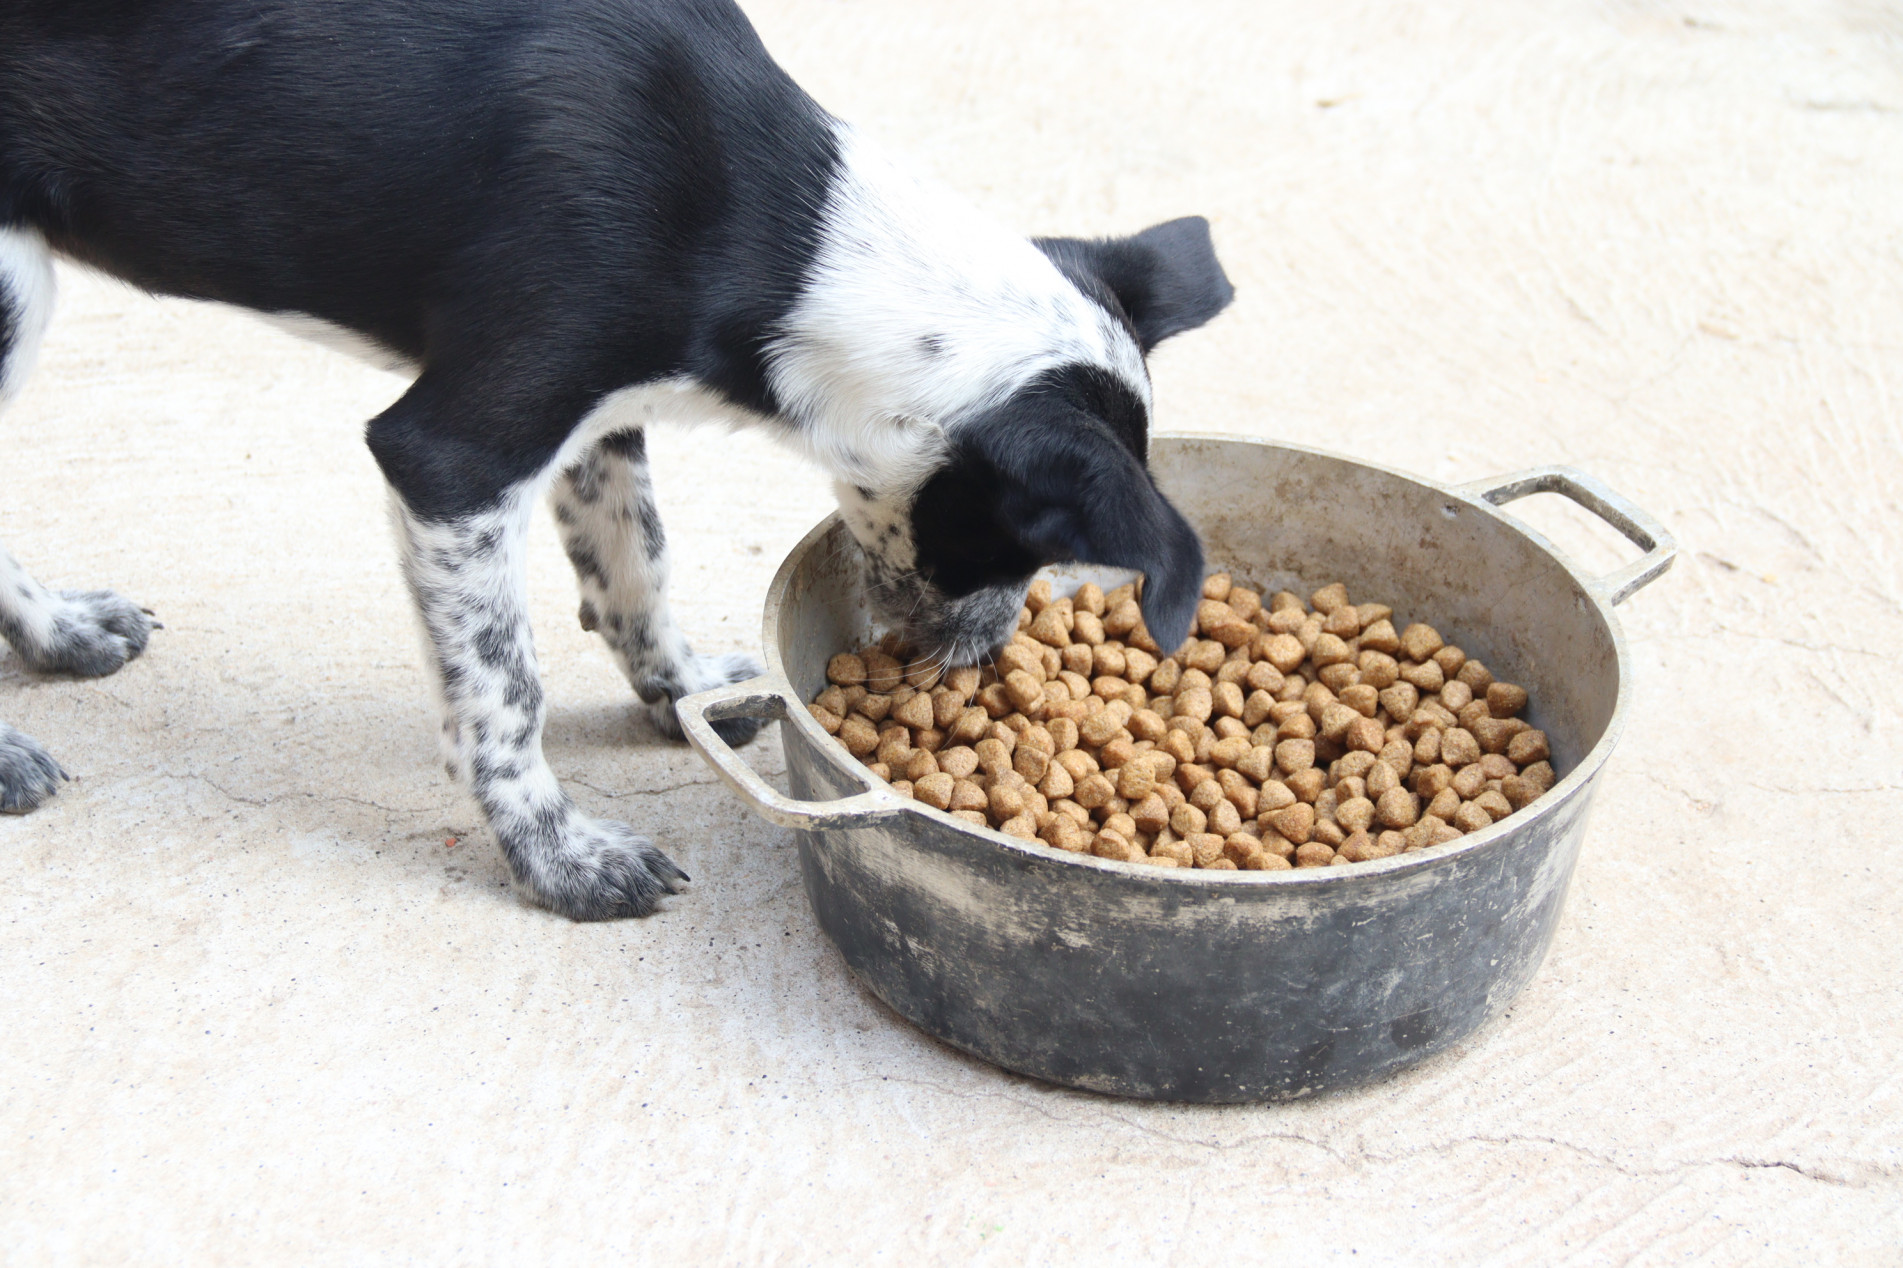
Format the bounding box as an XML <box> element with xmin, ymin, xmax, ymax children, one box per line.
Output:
<box><xmin>1036</xmin><ymin>216</ymin><xmax>1236</xmax><ymax>353</ymax></box>
<box><xmin>916</xmin><ymin>394</ymin><xmax>1204</xmax><ymax>650</ymax></box>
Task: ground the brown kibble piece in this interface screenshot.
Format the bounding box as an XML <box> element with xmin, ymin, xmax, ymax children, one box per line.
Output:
<box><xmin>862</xmin><ymin>650</ymin><xmax>904</xmax><ymax>693</ymax></box>
<box><xmin>1222</xmin><ymin>834</ymin><xmax>1265</xmax><ymax>866</ymax></box>
<box><xmin>1131</xmin><ymin>794</ymin><xmax>1171</xmax><ymax>835</ymax></box>
<box><xmin>1479</xmin><ymin>753</ymin><xmax>1517</xmax><ymax>781</ymax></box>
<box><xmin>1002</xmin><ymin>669</ymin><xmax>1043</xmax><ymax>712</ymax></box>
<box><xmin>1415</xmin><ymin>761</ymin><xmax>1453</xmax><ymax>799</ymax></box>
<box><xmin>949</xmin><ymin>779</ymin><xmax>990</xmax><ymax>814</ymax></box>
<box><xmin>1286</xmin><ymin>767</ymin><xmax>1327</xmax><ymax>802</ymax></box>
<box><xmin>1471</xmin><ymin>717</ymin><xmax>1516</xmax><ymax>755</ymax></box>
<box><xmin>1170</xmin><ymin>802</ymin><xmax>1208</xmax><ymax>837</ymax></box>
<box><xmin>1378</xmin><ymin>682</ymin><xmax>1420</xmax><ymax>722</ymax></box>
<box><xmin>1366</xmin><ymin>759</ymin><xmax>1400</xmax><ymax>799</ymax></box>
<box><xmin>1452</xmin><ymin>763</ymin><xmax>1488</xmax><ymax>800</ymax></box>
<box><xmin>1310</xmin><ymin>582</ymin><xmax>1350</xmax><ymax>613</ymax></box>
<box><xmin>1507</xmin><ymin>729</ymin><xmax>1551</xmax><ymax>766</ymax></box>
<box><xmin>1274</xmin><ymin>738</ymin><xmax>1316</xmax><ymax>774</ymax></box>
<box><xmin>827</xmin><ymin>653</ymin><xmax>868</xmax><ymax>687</ymax></box>
<box><xmin>1487</xmin><ymin>682</ymin><xmax>1529</xmax><ymax>718</ymax></box>
<box><xmin>1310</xmin><ymin>633</ymin><xmax>1352</xmax><ymax>667</ymax></box>
<box><xmin>912</xmin><ymin>772</ymin><xmax>955</xmax><ymax>810</ymax></box>
<box><xmin>1335</xmin><ymin>796</ymin><xmax>1376</xmax><ymax>834</ymax></box>
<box><xmin>1266</xmin><ymin>802</ymin><xmax>1315</xmax><ymax>844</ymax></box>
<box><xmin>1038</xmin><ymin>763</ymin><xmax>1075</xmax><ymax>801</ymax></box>
<box><xmin>1399</xmin><ymin>658</ymin><xmax>1445</xmax><ymax>693</ymax></box>
<box><xmin>838</xmin><ymin>714</ymin><xmax>879</xmax><ymax>757</ymax></box>
<box><xmin>1398</xmin><ymin>623</ymin><xmax>1444</xmax><ymax>663</ymax></box>
<box><xmin>1344</xmin><ymin>715</ymin><xmax>1386</xmax><ymax>754</ymax></box>
<box><xmin>1501</xmin><ymin>775</ymin><xmax>1541</xmax><ymax>810</ymax></box>
<box><xmin>1452</xmin><ymin>801</ymin><xmax>1492</xmax><ymax>833</ymax></box>
<box><xmin>1116</xmin><ymin>762</ymin><xmax>1156</xmax><ymax>802</ymax></box>
<box><xmin>1294</xmin><ymin>842</ymin><xmax>1336</xmax><ymax>868</ymax></box>
<box><xmin>1376</xmin><ymin>787</ymin><xmax>1420</xmax><ymax>829</ymax></box>
<box><xmin>1182</xmin><ymin>833</ymin><xmax>1223</xmax><ymax>867</ymax></box>
<box><xmin>1014</xmin><ymin>745</ymin><xmax>1051</xmax><ymax>784</ymax></box>
<box><xmin>1440</xmin><ymin>727</ymin><xmax>1482</xmax><ymax>768</ymax></box>
<box><xmin>1476</xmin><ymin>788</ymin><xmax>1514</xmax><ymax>820</ymax></box>
<box><xmin>1171</xmin><ymin>686</ymin><xmax>1215</xmax><ymax>726</ymax></box>
<box><xmin>1357</xmin><ymin>651</ymin><xmax>1399</xmax><ymax>689</ymax></box>
<box><xmin>1263</xmin><ymin>633</ymin><xmax>1306</xmax><ymax>673</ymax></box>
<box><xmin>1027</xmin><ymin>605</ymin><xmax>1071</xmax><ymax>648</ymax></box>
<box><xmin>893</xmin><ymin>692</ymin><xmax>936</xmax><ymax>731</ymax></box>
<box><xmin>1358</xmin><ymin>619</ymin><xmax>1400</xmax><ymax>655</ymax></box>
<box><xmin>1256</xmin><ymin>780</ymin><xmax>1297</xmax><ymax>813</ymax></box>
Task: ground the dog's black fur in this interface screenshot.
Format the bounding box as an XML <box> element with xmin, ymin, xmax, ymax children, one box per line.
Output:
<box><xmin>0</xmin><ymin>0</ymin><xmax>1234</xmax><ymax>918</ymax></box>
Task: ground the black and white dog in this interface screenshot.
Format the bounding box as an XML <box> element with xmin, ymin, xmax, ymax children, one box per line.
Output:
<box><xmin>0</xmin><ymin>0</ymin><xmax>1233</xmax><ymax>919</ymax></box>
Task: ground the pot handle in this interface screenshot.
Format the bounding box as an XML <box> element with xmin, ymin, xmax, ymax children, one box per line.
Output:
<box><xmin>1459</xmin><ymin>466</ymin><xmax>1676</xmax><ymax>605</ymax></box>
<box><xmin>675</xmin><ymin>678</ymin><xmax>906</xmax><ymax>830</ymax></box>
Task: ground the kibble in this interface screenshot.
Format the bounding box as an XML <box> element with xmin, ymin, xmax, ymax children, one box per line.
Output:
<box><xmin>813</xmin><ymin>575</ymin><xmax>1558</xmax><ymax>869</ymax></box>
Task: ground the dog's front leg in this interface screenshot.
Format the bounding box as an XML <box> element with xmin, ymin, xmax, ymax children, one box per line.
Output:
<box><xmin>382</xmin><ymin>444</ymin><xmax>687</xmax><ymax>921</ymax></box>
<box><xmin>549</xmin><ymin>429</ymin><xmax>763</xmax><ymax>745</ymax></box>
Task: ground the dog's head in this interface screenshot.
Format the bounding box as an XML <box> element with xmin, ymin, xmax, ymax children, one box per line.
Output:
<box><xmin>836</xmin><ymin>216</ymin><xmax>1234</xmax><ymax>666</ymax></box>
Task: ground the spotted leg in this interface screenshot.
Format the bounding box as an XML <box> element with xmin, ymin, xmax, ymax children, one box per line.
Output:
<box><xmin>387</xmin><ymin>474</ymin><xmax>694</xmax><ymax>919</ymax></box>
<box><xmin>1</xmin><ymin>226</ymin><xmax>155</xmax><ymax>813</ymax></box>
<box><xmin>549</xmin><ymin>429</ymin><xmax>763</xmax><ymax>746</ymax></box>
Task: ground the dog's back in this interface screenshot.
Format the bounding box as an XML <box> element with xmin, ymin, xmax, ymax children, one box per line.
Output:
<box><xmin>0</xmin><ymin>0</ymin><xmax>836</xmax><ymax>381</ymax></box>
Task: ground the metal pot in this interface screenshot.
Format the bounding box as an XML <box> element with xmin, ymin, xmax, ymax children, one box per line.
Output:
<box><xmin>678</xmin><ymin>435</ymin><xmax>1673</xmax><ymax>1102</ymax></box>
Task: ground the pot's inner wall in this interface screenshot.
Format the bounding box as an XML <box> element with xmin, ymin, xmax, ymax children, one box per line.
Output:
<box><xmin>775</xmin><ymin>439</ymin><xmax>1621</xmax><ymax>781</ymax></box>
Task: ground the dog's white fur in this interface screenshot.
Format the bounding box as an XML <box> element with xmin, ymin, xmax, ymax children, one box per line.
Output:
<box><xmin>0</xmin><ymin>226</ymin><xmax>54</xmax><ymax>403</ymax></box>
<box><xmin>767</xmin><ymin>125</ymin><xmax>1150</xmax><ymax>494</ymax></box>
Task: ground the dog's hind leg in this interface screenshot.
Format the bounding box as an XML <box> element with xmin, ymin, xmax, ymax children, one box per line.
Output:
<box><xmin>549</xmin><ymin>429</ymin><xmax>764</xmax><ymax>746</ymax></box>
<box><xmin>0</xmin><ymin>226</ymin><xmax>153</xmax><ymax>812</ymax></box>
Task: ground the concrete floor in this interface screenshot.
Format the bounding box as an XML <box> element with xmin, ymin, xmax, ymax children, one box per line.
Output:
<box><xmin>3</xmin><ymin>1</ymin><xmax>1900</xmax><ymax>1262</ymax></box>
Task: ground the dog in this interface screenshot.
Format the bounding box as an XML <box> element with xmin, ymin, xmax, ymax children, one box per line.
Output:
<box><xmin>0</xmin><ymin>0</ymin><xmax>1234</xmax><ymax>919</ymax></box>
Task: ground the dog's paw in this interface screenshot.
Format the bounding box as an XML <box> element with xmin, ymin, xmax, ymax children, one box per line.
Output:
<box><xmin>0</xmin><ymin>724</ymin><xmax>67</xmax><ymax>814</ymax></box>
<box><xmin>650</xmin><ymin>651</ymin><xmax>766</xmax><ymax>747</ymax></box>
<box><xmin>510</xmin><ymin>815</ymin><xmax>689</xmax><ymax>921</ymax></box>
<box><xmin>20</xmin><ymin>590</ymin><xmax>155</xmax><ymax>678</ymax></box>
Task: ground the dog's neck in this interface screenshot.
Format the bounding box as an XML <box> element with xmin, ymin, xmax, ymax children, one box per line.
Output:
<box><xmin>763</xmin><ymin>124</ymin><xmax>1150</xmax><ymax>497</ymax></box>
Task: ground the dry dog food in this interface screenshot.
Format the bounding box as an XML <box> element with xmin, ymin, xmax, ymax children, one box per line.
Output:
<box><xmin>807</xmin><ymin>575</ymin><xmax>1557</xmax><ymax>870</ymax></box>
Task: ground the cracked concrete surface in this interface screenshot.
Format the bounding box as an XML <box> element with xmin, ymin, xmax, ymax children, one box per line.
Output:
<box><xmin>3</xmin><ymin>0</ymin><xmax>1900</xmax><ymax>1262</ymax></box>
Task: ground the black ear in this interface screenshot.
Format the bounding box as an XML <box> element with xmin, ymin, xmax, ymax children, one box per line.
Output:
<box><xmin>917</xmin><ymin>387</ymin><xmax>1204</xmax><ymax>650</ymax></box>
<box><xmin>1036</xmin><ymin>216</ymin><xmax>1237</xmax><ymax>353</ymax></box>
